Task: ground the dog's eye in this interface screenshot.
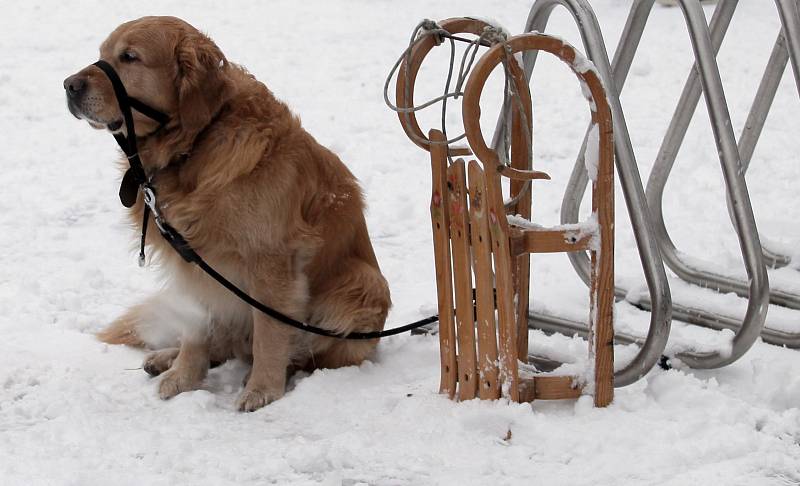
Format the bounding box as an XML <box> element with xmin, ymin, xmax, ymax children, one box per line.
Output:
<box><xmin>119</xmin><ymin>51</ymin><xmax>138</xmax><ymax>63</ymax></box>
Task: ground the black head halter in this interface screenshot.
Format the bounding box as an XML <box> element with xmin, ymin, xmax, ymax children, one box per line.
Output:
<box><xmin>92</xmin><ymin>60</ymin><xmax>169</xmax><ymax>208</ymax></box>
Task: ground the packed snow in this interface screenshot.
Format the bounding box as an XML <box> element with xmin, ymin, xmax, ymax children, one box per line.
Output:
<box><xmin>1</xmin><ymin>1</ymin><xmax>799</xmax><ymax>485</ymax></box>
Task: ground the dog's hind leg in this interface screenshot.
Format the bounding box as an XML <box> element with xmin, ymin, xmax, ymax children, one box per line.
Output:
<box><xmin>143</xmin><ymin>323</ymin><xmax>242</xmax><ymax>378</ymax></box>
<box><xmin>309</xmin><ymin>258</ymin><xmax>392</xmax><ymax>370</ymax></box>
<box><xmin>142</xmin><ymin>348</ymin><xmax>180</xmax><ymax>377</ymax></box>
<box><xmin>150</xmin><ymin>290</ymin><xmax>216</xmax><ymax>399</ymax></box>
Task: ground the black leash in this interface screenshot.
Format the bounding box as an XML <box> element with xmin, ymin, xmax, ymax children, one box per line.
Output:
<box><xmin>92</xmin><ymin>60</ymin><xmax>440</xmax><ymax>340</ymax></box>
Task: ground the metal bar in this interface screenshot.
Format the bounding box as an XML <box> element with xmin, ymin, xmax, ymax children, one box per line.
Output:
<box><xmin>738</xmin><ymin>33</ymin><xmax>790</xmax><ymax>174</ymax></box>
<box><xmin>557</xmin><ymin>0</ymin><xmax>664</xmax><ymax>298</ymax></box>
<box><xmin>735</xmin><ymin>0</ymin><xmax>800</xmax><ymax>269</ymax></box>
<box><xmin>776</xmin><ymin>0</ymin><xmax>800</xmax><ymax>96</ymax></box>
<box><xmin>642</xmin><ymin>0</ymin><xmax>771</xmax><ymax>366</ymax></box>
<box><xmin>729</xmin><ymin>31</ymin><xmax>791</xmax><ymax>269</ymax></box>
<box><xmin>527</xmin><ymin>313</ymin><xmax>717</xmax><ymax>360</ymax></box>
<box><xmin>646</xmin><ymin>0</ymin><xmax>800</xmax><ymax>319</ymax></box>
<box><xmin>653</xmin><ymin>1</ymin><xmax>800</xmax><ymax>331</ymax></box>
<box><xmin>633</xmin><ymin>295</ymin><xmax>800</xmax><ymax>348</ymax></box>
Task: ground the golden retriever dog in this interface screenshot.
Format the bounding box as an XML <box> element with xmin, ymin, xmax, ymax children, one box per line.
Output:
<box><xmin>64</xmin><ymin>16</ymin><xmax>391</xmax><ymax>411</ymax></box>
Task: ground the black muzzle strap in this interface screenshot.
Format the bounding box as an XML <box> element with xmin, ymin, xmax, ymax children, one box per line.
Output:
<box><xmin>92</xmin><ymin>60</ymin><xmax>169</xmax><ymax>208</ymax></box>
<box><xmin>93</xmin><ymin>59</ymin><xmax>169</xmax><ymax>266</ymax></box>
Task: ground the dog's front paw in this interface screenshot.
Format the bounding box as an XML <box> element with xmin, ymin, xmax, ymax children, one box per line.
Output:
<box><xmin>158</xmin><ymin>368</ymin><xmax>203</xmax><ymax>400</ymax></box>
<box><xmin>143</xmin><ymin>348</ymin><xmax>180</xmax><ymax>377</ymax></box>
<box><xmin>236</xmin><ymin>386</ymin><xmax>284</xmax><ymax>412</ymax></box>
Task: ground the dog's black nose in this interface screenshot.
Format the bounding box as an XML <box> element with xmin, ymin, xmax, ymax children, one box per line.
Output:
<box><xmin>64</xmin><ymin>75</ymin><xmax>86</xmax><ymax>98</ymax></box>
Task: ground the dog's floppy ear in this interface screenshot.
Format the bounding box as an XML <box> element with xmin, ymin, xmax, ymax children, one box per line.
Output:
<box><xmin>176</xmin><ymin>31</ymin><xmax>228</xmax><ymax>133</ymax></box>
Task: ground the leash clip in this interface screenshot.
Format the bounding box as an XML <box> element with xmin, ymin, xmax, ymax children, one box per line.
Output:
<box><xmin>142</xmin><ymin>184</ymin><xmax>157</xmax><ymax>209</ymax></box>
<box><xmin>142</xmin><ymin>184</ymin><xmax>167</xmax><ymax>233</ymax></box>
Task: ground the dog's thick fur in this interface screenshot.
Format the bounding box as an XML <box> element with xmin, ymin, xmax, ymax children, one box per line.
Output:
<box><xmin>65</xmin><ymin>16</ymin><xmax>391</xmax><ymax>411</ymax></box>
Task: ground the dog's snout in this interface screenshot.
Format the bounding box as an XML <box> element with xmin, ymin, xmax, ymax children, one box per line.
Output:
<box><xmin>64</xmin><ymin>74</ymin><xmax>86</xmax><ymax>98</ymax></box>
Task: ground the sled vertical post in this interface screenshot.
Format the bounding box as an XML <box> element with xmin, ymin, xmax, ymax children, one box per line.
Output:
<box><xmin>508</xmin><ymin>56</ymin><xmax>534</xmax><ymax>363</ymax></box>
<box><xmin>429</xmin><ymin>130</ymin><xmax>457</xmax><ymax>398</ymax></box>
<box><xmin>587</xmin><ymin>67</ymin><xmax>616</xmax><ymax>408</ymax></box>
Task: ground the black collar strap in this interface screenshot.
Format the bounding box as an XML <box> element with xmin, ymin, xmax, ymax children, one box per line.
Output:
<box><xmin>92</xmin><ymin>60</ymin><xmax>169</xmax><ymax>208</ymax></box>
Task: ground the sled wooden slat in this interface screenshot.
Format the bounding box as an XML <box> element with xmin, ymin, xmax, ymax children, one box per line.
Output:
<box><xmin>483</xmin><ymin>167</ymin><xmax>520</xmax><ymax>402</ymax></box>
<box><xmin>467</xmin><ymin>161</ymin><xmax>501</xmax><ymax>400</ymax></box>
<box><xmin>447</xmin><ymin>160</ymin><xmax>478</xmax><ymax>400</ymax></box>
<box><xmin>429</xmin><ymin>130</ymin><xmax>457</xmax><ymax>398</ymax></box>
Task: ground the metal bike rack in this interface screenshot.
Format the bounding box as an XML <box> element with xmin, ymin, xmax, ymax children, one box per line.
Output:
<box><xmin>644</xmin><ymin>0</ymin><xmax>800</xmax><ymax>347</ymax></box>
<box><xmin>614</xmin><ymin>0</ymin><xmax>767</xmax><ymax>364</ymax></box>
<box><xmin>660</xmin><ymin>0</ymin><xmax>800</xmax><ymax>279</ymax></box>
<box><xmin>493</xmin><ymin>0</ymin><xmax>800</xmax><ymax>371</ymax></box>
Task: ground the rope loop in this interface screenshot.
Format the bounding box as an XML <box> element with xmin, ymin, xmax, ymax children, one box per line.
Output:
<box><xmin>384</xmin><ymin>18</ymin><xmax>536</xmax><ymax>209</ymax></box>
<box><xmin>384</xmin><ymin>17</ymin><xmax>523</xmax><ymax>166</ymax></box>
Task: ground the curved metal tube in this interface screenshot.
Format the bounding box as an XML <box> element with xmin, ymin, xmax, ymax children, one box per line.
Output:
<box><xmin>639</xmin><ymin>0</ymin><xmax>800</xmax><ymax>348</ymax></box>
<box><xmin>729</xmin><ymin>31</ymin><xmax>792</xmax><ymax>269</ymax></box>
<box><xmin>643</xmin><ymin>0</ymin><xmax>770</xmax><ymax>366</ymax></box>
<box><xmin>728</xmin><ymin>0</ymin><xmax>800</xmax><ymax>270</ymax></box>
<box><xmin>604</xmin><ymin>0</ymin><xmax>800</xmax><ymax>348</ymax></box>
<box><xmin>776</xmin><ymin>0</ymin><xmax>800</xmax><ymax>96</ymax></box>
<box><xmin>650</xmin><ymin>1</ymin><xmax>799</xmax><ymax>312</ymax></box>
<box><xmin>493</xmin><ymin>0</ymin><xmax>673</xmax><ymax>387</ymax></box>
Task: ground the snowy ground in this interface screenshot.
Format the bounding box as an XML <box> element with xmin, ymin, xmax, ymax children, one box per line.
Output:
<box><xmin>1</xmin><ymin>0</ymin><xmax>800</xmax><ymax>484</ymax></box>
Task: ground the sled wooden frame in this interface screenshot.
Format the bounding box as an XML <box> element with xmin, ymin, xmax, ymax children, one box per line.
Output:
<box><xmin>403</xmin><ymin>25</ymin><xmax>615</xmax><ymax>406</ymax></box>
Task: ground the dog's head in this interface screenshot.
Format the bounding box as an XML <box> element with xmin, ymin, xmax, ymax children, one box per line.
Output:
<box><xmin>64</xmin><ymin>16</ymin><xmax>228</xmax><ymax>137</ymax></box>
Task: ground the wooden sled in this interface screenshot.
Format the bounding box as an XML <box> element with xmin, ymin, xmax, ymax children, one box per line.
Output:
<box><xmin>398</xmin><ymin>21</ymin><xmax>615</xmax><ymax>407</ymax></box>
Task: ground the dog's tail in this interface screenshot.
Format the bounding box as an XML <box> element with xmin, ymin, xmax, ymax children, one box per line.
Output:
<box><xmin>96</xmin><ymin>291</ymin><xmax>196</xmax><ymax>349</ymax></box>
<box><xmin>97</xmin><ymin>317</ymin><xmax>147</xmax><ymax>347</ymax></box>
